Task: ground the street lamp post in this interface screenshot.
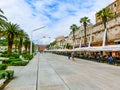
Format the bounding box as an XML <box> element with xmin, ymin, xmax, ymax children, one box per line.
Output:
<box><xmin>30</xmin><ymin>26</ymin><xmax>46</xmax><ymax>55</ymax></box>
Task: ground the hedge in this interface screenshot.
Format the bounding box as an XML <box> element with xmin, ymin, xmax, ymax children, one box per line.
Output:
<box><xmin>1</xmin><ymin>53</ymin><xmax>19</xmax><ymax>58</ymax></box>
<box><xmin>0</xmin><ymin>64</ymin><xmax>7</xmax><ymax>70</ymax></box>
<box><xmin>0</xmin><ymin>70</ymin><xmax>14</xmax><ymax>79</ymax></box>
<box><xmin>10</xmin><ymin>61</ymin><xmax>28</xmax><ymax>66</ymax></box>
<box><xmin>22</xmin><ymin>54</ymin><xmax>33</xmax><ymax>60</ymax></box>
<box><xmin>2</xmin><ymin>58</ymin><xmax>22</xmax><ymax>64</ymax></box>
<box><xmin>6</xmin><ymin>70</ymin><xmax>14</xmax><ymax>79</ymax></box>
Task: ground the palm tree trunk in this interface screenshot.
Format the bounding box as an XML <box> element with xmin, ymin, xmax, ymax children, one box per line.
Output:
<box><xmin>102</xmin><ymin>28</ymin><xmax>107</xmax><ymax>46</ymax></box>
<box><xmin>28</xmin><ymin>44</ymin><xmax>30</xmax><ymax>52</ymax></box>
<box><xmin>15</xmin><ymin>44</ymin><xmax>17</xmax><ymax>52</ymax></box>
<box><xmin>8</xmin><ymin>41</ymin><xmax>11</xmax><ymax>52</ymax></box>
<box><xmin>73</xmin><ymin>30</ymin><xmax>75</xmax><ymax>49</ymax></box>
<box><xmin>19</xmin><ymin>38</ymin><xmax>23</xmax><ymax>53</ymax></box>
<box><xmin>102</xmin><ymin>21</ymin><xmax>107</xmax><ymax>46</ymax></box>
<box><xmin>8</xmin><ymin>40</ymin><xmax>13</xmax><ymax>52</ymax></box>
<box><xmin>102</xmin><ymin>17</ymin><xmax>108</xmax><ymax>46</ymax></box>
<box><xmin>25</xmin><ymin>45</ymin><xmax>27</xmax><ymax>52</ymax></box>
<box><xmin>84</xmin><ymin>22</ymin><xmax>87</xmax><ymax>46</ymax></box>
<box><xmin>8</xmin><ymin>36</ymin><xmax>13</xmax><ymax>52</ymax></box>
<box><xmin>88</xmin><ymin>31</ymin><xmax>92</xmax><ymax>47</ymax></box>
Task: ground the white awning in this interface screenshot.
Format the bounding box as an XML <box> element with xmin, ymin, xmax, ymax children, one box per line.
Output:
<box><xmin>114</xmin><ymin>39</ymin><xmax>120</xmax><ymax>42</ymax></box>
<box><xmin>45</xmin><ymin>44</ymin><xmax>120</xmax><ymax>52</ymax></box>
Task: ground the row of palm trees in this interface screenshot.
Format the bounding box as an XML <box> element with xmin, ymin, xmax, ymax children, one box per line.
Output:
<box><xmin>70</xmin><ymin>16</ymin><xmax>90</xmax><ymax>47</ymax></box>
<box><xmin>70</xmin><ymin>7</ymin><xmax>113</xmax><ymax>48</ymax></box>
<box><xmin>0</xmin><ymin>9</ymin><xmax>31</xmax><ymax>53</ymax></box>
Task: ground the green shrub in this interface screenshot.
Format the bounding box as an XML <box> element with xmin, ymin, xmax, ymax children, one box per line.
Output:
<box><xmin>2</xmin><ymin>51</ymin><xmax>8</xmax><ymax>54</ymax></box>
<box><xmin>0</xmin><ymin>70</ymin><xmax>14</xmax><ymax>79</ymax></box>
<box><xmin>1</xmin><ymin>54</ymin><xmax>8</xmax><ymax>57</ymax></box>
<box><xmin>11</xmin><ymin>54</ymin><xmax>19</xmax><ymax>58</ymax></box>
<box><xmin>2</xmin><ymin>60</ymin><xmax>11</xmax><ymax>64</ymax></box>
<box><xmin>6</xmin><ymin>70</ymin><xmax>14</xmax><ymax>79</ymax></box>
<box><xmin>22</xmin><ymin>54</ymin><xmax>33</xmax><ymax>60</ymax></box>
<box><xmin>9</xmin><ymin>57</ymin><xmax>16</xmax><ymax>59</ymax></box>
<box><xmin>8</xmin><ymin>54</ymin><xmax>19</xmax><ymax>58</ymax></box>
<box><xmin>1</xmin><ymin>53</ymin><xmax>20</xmax><ymax>58</ymax></box>
<box><xmin>9</xmin><ymin>58</ymin><xmax>21</xmax><ymax>61</ymax></box>
<box><xmin>10</xmin><ymin>61</ymin><xmax>28</xmax><ymax>66</ymax></box>
<box><xmin>0</xmin><ymin>70</ymin><xmax>8</xmax><ymax>79</ymax></box>
<box><xmin>0</xmin><ymin>64</ymin><xmax>7</xmax><ymax>70</ymax></box>
<box><xmin>2</xmin><ymin>58</ymin><xmax>22</xmax><ymax>64</ymax></box>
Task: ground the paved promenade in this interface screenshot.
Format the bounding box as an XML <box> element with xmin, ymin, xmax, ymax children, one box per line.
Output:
<box><xmin>3</xmin><ymin>53</ymin><xmax>120</xmax><ymax>90</ymax></box>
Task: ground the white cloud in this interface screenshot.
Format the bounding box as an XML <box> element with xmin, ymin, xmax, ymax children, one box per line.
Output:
<box><xmin>0</xmin><ymin>0</ymin><xmax>115</xmax><ymax>45</ymax></box>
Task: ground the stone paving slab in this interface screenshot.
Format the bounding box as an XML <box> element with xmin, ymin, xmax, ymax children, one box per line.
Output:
<box><xmin>3</xmin><ymin>53</ymin><xmax>120</xmax><ymax>90</ymax></box>
<box><xmin>7</xmin><ymin>66</ymin><xmax>24</xmax><ymax>77</ymax></box>
<box><xmin>38</xmin><ymin>57</ymin><xmax>69</xmax><ymax>90</ymax></box>
<box><xmin>3</xmin><ymin>54</ymin><xmax>39</xmax><ymax>90</ymax></box>
<box><xmin>40</xmin><ymin>53</ymin><xmax>120</xmax><ymax>90</ymax></box>
<box><xmin>3</xmin><ymin>53</ymin><xmax>69</xmax><ymax>90</ymax></box>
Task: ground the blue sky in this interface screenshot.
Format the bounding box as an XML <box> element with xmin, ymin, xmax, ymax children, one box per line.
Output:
<box><xmin>0</xmin><ymin>0</ymin><xmax>115</xmax><ymax>45</ymax></box>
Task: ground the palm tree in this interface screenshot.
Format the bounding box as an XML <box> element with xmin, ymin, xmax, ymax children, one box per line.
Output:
<box><xmin>96</xmin><ymin>8</ymin><xmax>113</xmax><ymax>46</ymax></box>
<box><xmin>23</xmin><ymin>34</ymin><xmax>30</xmax><ymax>53</ymax></box>
<box><xmin>0</xmin><ymin>9</ymin><xmax>7</xmax><ymax>38</ymax></box>
<box><xmin>0</xmin><ymin>9</ymin><xmax>7</xmax><ymax>25</ymax></box>
<box><xmin>3</xmin><ymin>22</ymin><xmax>20</xmax><ymax>52</ymax></box>
<box><xmin>80</xmin><ymin>16</ymin><xmax>90</xmax><ymax>46</ymax></box>
<box><xmin>70</xmin><ymin>24</ymin><xmax>78</xmax><ymax>49</ymax></box>
<box><xmin>17</xmin><ymin>30</ymin><xmax>26</xmax><ymax>53</ymax></box>
<box><xmin>66</xmin><ymin>43</ymin><xmax>72</xmax><ymax>49</ymax></box>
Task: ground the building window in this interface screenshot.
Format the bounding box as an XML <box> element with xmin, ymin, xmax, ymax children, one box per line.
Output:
<box><xmin>114</xmin><ymin>3</ymin><xmax>117</xmax><ymax>7</ymax></box>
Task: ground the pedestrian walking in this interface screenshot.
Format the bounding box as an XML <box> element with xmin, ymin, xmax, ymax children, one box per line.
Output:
<box><xmin>67</xmin><ymin>52</ymin><xmax>71</xmax><ymax>60</ymax></box>
<box><xmin>71</xmin><ymin>52</ymin><xmax>75</xmax><ymax>61</ymax></box>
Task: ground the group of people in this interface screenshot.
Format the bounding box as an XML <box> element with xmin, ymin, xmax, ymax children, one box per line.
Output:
<box><xmin>67</xmin><ymin>52</ymin><xmax>75</xmax><ymax>61</ymax></box>
<box><xmin>83</xmin><ymin>53</ymin><xmax>114</xmax><ymax>63</ymax></box>
<box><xmin>67</xmin><ymin>51</ymin><xmax>115</xmax><ymax>63</ymax></box>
